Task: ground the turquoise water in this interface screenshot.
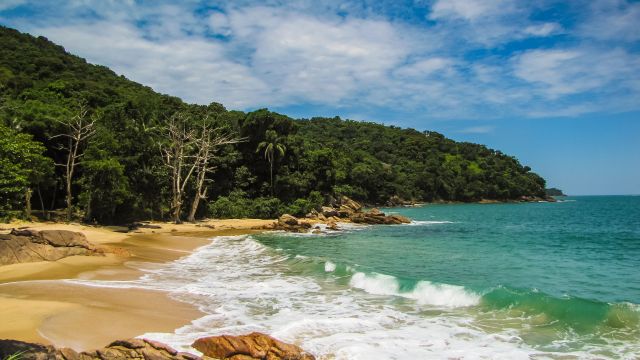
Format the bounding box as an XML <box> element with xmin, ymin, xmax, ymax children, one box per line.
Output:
<box><xmin>91</xmin><ymin>196</ymin><xmax>639</xmax><ymax>358</ymax></box>
<box><xmin>251</xmin><ymin>196</ymin><xmax>640</xmax><ymax>357</ymax></box>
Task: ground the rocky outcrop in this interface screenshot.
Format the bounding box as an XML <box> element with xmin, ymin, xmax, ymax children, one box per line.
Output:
<box><xmin>0</xmin><ymin>338</ymin><xmax>199</xmax><ymax>360</ymax></box>
<box><xmin>307</xmin><ymin>196</ymin><xmax>411</xmax><ymax>226</ymax></box>
<box><xmin>271</xmin><ymin>197</ymin><xmax>411</xmax><ymax>233</ymax></box>
<box><xmin>192</xmin><ymin>332</ymin><xmax>315</xmax><ymax>360</ymax></box>
<box><xmin>273</xmin><ymin>214</ymin><xmax>312</xmax><ymax>233</ymax></box>
<box><xmin>349</xmin><ymin>208</ymin><xmax>411</xmax><ymax>225</ymax></box>
<box><xmin>0</xmin><ymin>228</ymin><xmax>101</xmax><ymax>266</ymax></box>
<box><xmin>0</xmin><ymin>335</ymin><xmax>316</xmax><ymax>360</ymax></box>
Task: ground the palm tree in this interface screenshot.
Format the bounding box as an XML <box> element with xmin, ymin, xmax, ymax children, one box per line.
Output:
<box><xmin>257</xmin><ymin>130</ymin><xmax>286</xmax><ymax>196</ymax></box>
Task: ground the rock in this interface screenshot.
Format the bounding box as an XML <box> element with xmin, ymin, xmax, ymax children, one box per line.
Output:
<box><xmin>0</xmin><ymin>338</ymin><xmax>198</xmax><ymax>360</ymax></box>
<box><xmin>350</xmin><ymin>212</ymin><xmax>385</xmax><ymax>224</ymax></box>
<box><xmin>340</xmin><ymin>196</ymin><xmax>362</xmax><ymax>212</ymax></box>
<box><xmin>384</xmin><ymin>214</ymin><xmax>411</xmax><ymax>224</ymax></box>
<box><xmin>320</xmin><ymin>206</ymin><xmax>339</xmax><ymax>218</ymax></box>
<box><xmin>349</xmin><ymin>209</ymin><xmax>411</xmax><ymax>225</ymax></box>
<box><xmin>274</xmin><ymin>215</ymin><xmax>312</xmax><ymax>233</ymax></box>
<box><xmin>337</xmin><ymin>206</ymin><xmax>353</xmax><ymax>218</ymax></box>
<box><xmin>305</xmin><ymin>209</ymin><xmax>319</xmax><ymax>219</ymax></box>
<box><xmin>192</xmin><ymin>332</ymin><xmax>315</xmax><ymax>360</ymax></box>
<box><xmin>326</xmin><ymin>221</ymin><xmax>339</xmax><ymax>231</ymax></box>
<box><xmin>278</xmin><ymin>214</ymin><xmax>299</xmax><ymax>226</ymax></box>
<box><xmin>0</xmin><ymin>229</ymin><xmax>101</xmax><ymax>266</ymax></box>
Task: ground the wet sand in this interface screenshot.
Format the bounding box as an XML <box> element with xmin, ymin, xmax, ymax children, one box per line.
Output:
<box><xmin>0</xmin><ymin>219</ymin><xmax>272</xmax><ymax>350</ymax></box>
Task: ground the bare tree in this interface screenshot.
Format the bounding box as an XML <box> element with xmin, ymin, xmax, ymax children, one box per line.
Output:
<box><xmin>160</xmin><ymin>112</ymin><xmax>244</xmax><ymax>224</ymax></box>
<box><xmin>51</xmin><ymin>102</ymin><xmax>96</xmax><ymax>222</ymax></box>
<box><xmin>159</xmin><ymin>113</ymin><xmax>198</xmax><ymax>224</ymax></box>
<box><xmin>186</xmin><ymin>120</ymin><xmax>243</xmax><ymax>222</ymax></box>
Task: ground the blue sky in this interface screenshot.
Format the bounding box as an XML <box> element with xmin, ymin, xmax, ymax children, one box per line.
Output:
<box><xmin>1</xmin><ymin>0</ymin><xmax>639</xmax><ymax>194</ymax></box>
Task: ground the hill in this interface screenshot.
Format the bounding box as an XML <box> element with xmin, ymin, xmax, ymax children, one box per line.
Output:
<box><xmin>0</xmin><ymin>25</ymin><xmax>547</xmax><ymax>223</ymax></box>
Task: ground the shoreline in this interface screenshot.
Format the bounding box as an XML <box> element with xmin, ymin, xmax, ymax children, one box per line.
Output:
<box><xmin>0</xmin><ymin>219</ymin><xmax>273</xmax><ymax>351</ymax></box>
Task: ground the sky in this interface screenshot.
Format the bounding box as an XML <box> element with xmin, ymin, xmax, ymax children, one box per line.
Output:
<box><xmin>1</xmin><ymin>0</ymin><xmax>639</xmax><ymax>195</ymax></box>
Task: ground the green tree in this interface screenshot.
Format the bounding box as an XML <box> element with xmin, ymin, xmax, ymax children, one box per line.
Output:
<box><xmin>78</xmin><ymin>157</ymin><xmax>129</xmax><ymax>224</ymax></box>
<box><xmin>256</xmin><ymin>129</ymin><xmax>286</xmax><ymax>196</ymax></box>
<box><xmin>0</xmin><ymin>122</ymin><xmax>53</xmax><ymax>217</ymax></box>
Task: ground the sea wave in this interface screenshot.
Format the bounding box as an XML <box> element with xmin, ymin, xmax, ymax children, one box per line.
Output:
<box><xmin>65</xmin><ymin>233</ymin><xmax>639</xmax><ymax>359</ymax></box>
<box><xmin>349</xmin><ymin>272</ymin><xmax>480</xmax><ymax>307</ymax></box>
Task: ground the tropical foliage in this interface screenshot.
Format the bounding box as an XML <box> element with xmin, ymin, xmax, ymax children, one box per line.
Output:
<box><xmin>0</xmin><ymin>26</ymin><xmax>547</xmax><ymax>222</ymax></box>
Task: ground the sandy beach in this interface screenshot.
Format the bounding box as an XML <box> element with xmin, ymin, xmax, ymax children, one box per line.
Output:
<box><xmin>0</xmin><ymin>218</ymin><xmax>273</xmax><ymax>350</ymax></box>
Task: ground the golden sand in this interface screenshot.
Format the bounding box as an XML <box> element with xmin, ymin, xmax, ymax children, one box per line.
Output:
<box><xmin>0</xmin><ymin>218</ymin><xmax>273</xmax><ymax>351</ymax></box>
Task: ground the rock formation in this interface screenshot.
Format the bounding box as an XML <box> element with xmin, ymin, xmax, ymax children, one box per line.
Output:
<box><xmin>308</xmin><ymin>196</ymin><xmax>411</xmax><ymax>226</ymax></box>
<box><xmin>0</xmin><ymin>338</ymin><xmax>198</xmax><ymax>360</ymax></box>
<box><xmin>273</xmin><ymin>214</ymin><xmax>313</xmax><ymax>232</ymax></box>
<box><xmin>192</xmin><ymin>332</ymin><xmax>315</xmax><ymax>360</ymax></box>
<box><xmin>0</xmin><ymin>334</ymin><xmax>316</xmax><ymax>360</ymax></box>
<box><xmin>0</xmin><ymin>228</ymin><xmax>102</xmax><ymax>266</ymax></box>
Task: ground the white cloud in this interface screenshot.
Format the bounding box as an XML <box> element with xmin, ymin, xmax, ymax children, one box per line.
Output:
<box><xmin>459</xmin><ymin>125</ymin><xmax>494</xmax><ymax>134</ymax></box>
<box><xmin>578</xmin><ymin>0</ymin><xmax>640</xmax><ymax>42</ymax></box>
<box><xmin>34</xmin><ymin>21</ymin><xmax>271</xmax><ymax>108</ymax></box>
<box><xmin>3</xmin><ymin>0</ymin><xmax>640</xmax><ymax>121</ymax></box>
<box><xmin>513</xmin><ymin>48</ymin><xmax>640</xmax><ymax>99</ymax></box>
<box><xmin>523</xmin><ymin>23</ymin><xmax>562</xmax><ymax>37</ymax></box>
<box><xmin>0</xmin><ymin>0</ymin><xmax>26</xmax><ymax>11</ymax></box>
<box><xmin>429</xmin><ymin>0</ymin><xmax>511</xmax><ymax>21</ymax></box>
<box><xmin>208</xmin><ymin>12</ymin><xmax>231</xmax><ymax>36</ymax></box>
<box><xmin>394</xmin><ymin>58</ymin><xmax>454</xmax><ymax>78</ymax></box>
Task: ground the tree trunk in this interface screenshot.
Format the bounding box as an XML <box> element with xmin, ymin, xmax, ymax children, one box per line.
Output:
<box><xmin>25</xmin><ymin>188</ymin><xmax>32</xmax><ymax>218</ymax></box>
<box><xmin>84</xmin><ymin>192</ymin><xmax>92</xmax><ymax>223</ymax></box>
<box><xmin>270</xmin><ymin>160</ymin><xmax>274</xmax><ymax>197</ymax></box>
<box><xmin>66</xmin><ymin>175</ymin><xmax>73</xmax><ymax>222</ymax></box>
<box><xmin>49</xmin><ymin>181</ymin><xmax>57</xmax><ymax>217</ymax></box>
<box><xmin>187</xmin><ymin>196</ymin><xmax>200</xmax><ymax>223</ymax></box>
<box><xmin>37</xmin><ymin>185</ymin><xmax>47</xmax><ymax>220</ymax></box>
<box><xmin>187</xmin><ymin>187</ymin><xmax>206</xmax><ymax>223</ymax></box>
<box><xmin>172</xmin><ymin>193</ymin><xmax>182</xmax><ymax>224</ymax></box>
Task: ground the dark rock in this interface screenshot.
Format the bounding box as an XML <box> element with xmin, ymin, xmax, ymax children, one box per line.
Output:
<box><xmin>0</xmin><ymin>338</ymin><xmax>195</xmax><ymax>360</ymax></box>
<box><xmin>192</xmin><ymin>332</ymin><xmax>315</xmax><ymax>360</ymax></box>
<box><xmin>320</xmin><ymin>206</ymin><xmax>339</xmax><ymax>218</ymax></box>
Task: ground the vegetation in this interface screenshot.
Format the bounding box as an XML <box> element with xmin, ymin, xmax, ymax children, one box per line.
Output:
<box><xmin>0</xmin><ymin>26</ymin><xmax>547</xmax><ymax>223</ymax></box>
<box><xmin>545</xmin><ymin>188</ymin><xmax>566</xmax><ymax>196</ymax></box>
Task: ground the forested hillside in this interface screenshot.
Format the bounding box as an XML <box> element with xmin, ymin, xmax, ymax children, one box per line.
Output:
<box><xmin>0</xmin><ymin>26</ymin><xmax>547</xmax><ymax>223</ymax></box>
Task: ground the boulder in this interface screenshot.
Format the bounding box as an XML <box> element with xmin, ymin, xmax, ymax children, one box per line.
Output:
<box><xmin>320</xmin><ymin>206</ymin><xmax>339</xmax><ymax>218</ymax></box>
<box><xmin>384</xmin><ymin>214</ymin><xmax>411</xmax><ymax>224</ymax></box>
<box><xmin>340</xmin><ymin>196</ymin><xmax>362</xmax><ymax>212</ymax></box>
<box><xmin>0</xmin><ymin>338</ymin><xmax>197</xmax><ymax>360</ymax></box>
<box><xmin>337</xmin><ymin>206</ymin><xmax>353</xmax><ymax>218</ymax></box>
<box><xmin>0</xmin><ymin>229</ymin><xmax>100</xmax><ymax>266</ymax></box>
<box><xmin>349</xmin><ymin>209</ymin><xmax>411</xmax><ymax>225</ymax></box>
<box><xmin>274</xmin><ymin>215</ymin><xmax>312</xmax><ymax>233</ymax></box>
<box><xmin>350</xmin><ymin>212</ymin><xmax>385</xmax><ymax>224</ymax></box>
<box><xmin>192</xmin><ymin>332</ymin><xmax>315</xmax><ymax>360</ymax></box>
<box><xmin>278</xmin><ymin>214</ymin><xmax>299</xmax><ymax>226</ymax></box>
<box><xmin>326</xmin><ymin>221</ymin><xmax>339</xmax><ymax>231</ymax></box>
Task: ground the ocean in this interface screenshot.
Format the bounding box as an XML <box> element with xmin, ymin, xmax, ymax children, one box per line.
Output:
<box><xmin>71</xmin><ymin>196</ymin><xmax>640</xmax><ymax>359</ymax></box>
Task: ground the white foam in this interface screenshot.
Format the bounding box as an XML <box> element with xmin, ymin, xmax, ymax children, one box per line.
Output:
<box><xmin>349</xmin><ymin>272</ymin><xmax>480</xmax><ymax>308</ymax></box>
<box><xmin>324</xmin><ymin>261</ymin><xmax>336</xmax><ymax>272</ymax></box>
<box><xmin>68</xmin><ymin>234</ymin><xmax>630</xmax><ymax>359</ymax></box>
<box><xmin>408</xmin><ymin>220</ymin><xmax>454</xmax><ymax>226</ymax></box>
